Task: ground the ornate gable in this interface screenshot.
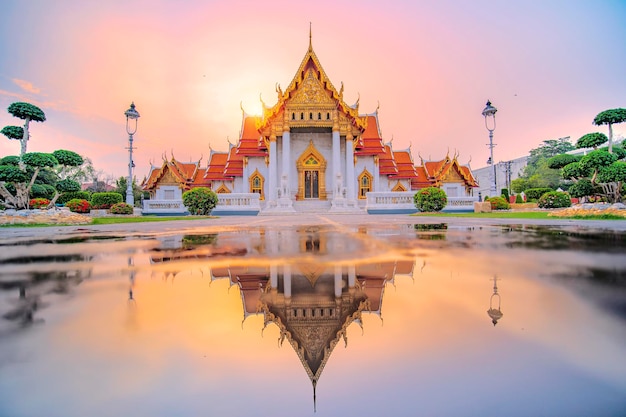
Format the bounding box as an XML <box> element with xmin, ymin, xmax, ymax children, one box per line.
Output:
<box><xmin>257</xmin><ymin>35</ymin><xmax>366</xmax><ymax>138</ymax></box>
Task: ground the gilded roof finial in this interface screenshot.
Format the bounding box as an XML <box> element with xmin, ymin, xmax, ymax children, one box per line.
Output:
<box><xmin>309</xmin><ymin>22</ymin><xmax>312</xmax><ymax>51</ymax></box>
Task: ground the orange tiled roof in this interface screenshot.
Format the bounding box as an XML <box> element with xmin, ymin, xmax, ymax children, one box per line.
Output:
<box><xmin>390</xmin><ymin>150</ymin><xmax>419</xmax><ymax>180</ymax></box>
<box><xmin>378</xmin><ymin>144</ymin><xmax>398</xmax><ymax>176</ymax></box>
<box><xmin>224</xmin><ymin>145</ymin><xmax>244</xmax><ymax>177</ymax></box>
<box><xmin>355</xmin><ymin>114</ymin><xmax>385</xmax><ymax>156</ymax></box>
<box><xmin>204</xmin><ymin>151</ymin><xmax>232</xmax><ymax>181</ymax></box>
<box><xmin>237</xmin><ymin>115</ymin><xmax>267</xmax><ymax>157</ymax></box>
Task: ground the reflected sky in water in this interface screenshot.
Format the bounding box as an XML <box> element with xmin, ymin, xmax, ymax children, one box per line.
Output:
<box><xmin>1</xmin><ymin>223</ymin><xmax>625</xmax><ymax>417</ymax></box>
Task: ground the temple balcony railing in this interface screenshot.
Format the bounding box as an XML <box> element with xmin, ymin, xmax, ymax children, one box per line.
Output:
<box><xmin>213</xmin><ymin>193</ymin><xmax>261</xmax><ymax>215</ymax></box>
<box><xmin>365</xmin><ymin>192</ymin><xmax>418</xmax><ymax>214</ymax></box>
<box><xmin>365</xmin><ymin>192</ymin><xmax>479</xmax><ymax>214</ymax></box>
<box><xmin>442</xmin><ymin>196</ymin><xmax>480</xmax><ymax>212</ymax></box>
<box><xmin>142</xmin><ymin>199</ymin><xmax>187</xmax><ymax>214</ymax></box>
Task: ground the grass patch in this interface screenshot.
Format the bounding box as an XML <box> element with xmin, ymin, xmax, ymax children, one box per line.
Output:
<box><xmin>91</xmin><ymin>215</ymin><xmax>212</xmax><ymax>225</ymax></box>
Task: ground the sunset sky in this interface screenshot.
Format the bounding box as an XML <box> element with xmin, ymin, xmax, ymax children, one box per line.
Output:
<box><xmin>1</xmin><ymin>0</ymin><xmax>625</xmax><ymax>182</ymax></box>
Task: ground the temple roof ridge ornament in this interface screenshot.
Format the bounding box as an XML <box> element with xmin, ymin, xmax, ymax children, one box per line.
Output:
<box><xmin>256</xmin><ymin>28</ymin><xmax>366</xmax><ymax>133</ymax></box>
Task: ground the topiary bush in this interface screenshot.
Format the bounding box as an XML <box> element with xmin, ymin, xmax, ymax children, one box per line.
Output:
<box><xmin>110</xmin><ymin>202</ymin><xmax>133</xmax><ymax>215</ymax></box>
<box><xmin>537</xmin><ymin>191</ymin><xmax>572</xmax><ymax>209</ymax></box>
<box><xmin>29</xmin><ymin>198</ymin><xmax>50</xmax><ymax>209</ymax></box>
<box><xmin>58</xmin><ymin>191</ymin><xmax>91</xmax><ymax>205</ymax></box>
<box><xmin>413</xmin><ymin>187</ymin><xmax>447</xmax><ymax>212</ymax></box>
<box><xmin>515</xmin><ymin>194</ymin><xmax>523</xmax><ymax>203</ymax></box>
<box><xmin>488</xmin><ymin>196</ymin><xmax>510</xmax><ymax>210</ymax></box>
<box><xmin>30</xmin><ymin>183</ymin><xmax>56</xmax><ymax>200</ymax></box>
<box><xmin>65</xmin><ymin>198</ymin><xmax>91</xmax><ymax>213</ymax></box>
<box><xmin>182</xmin><ymin>187</ymin><xmax>218</xmax><ymax>215</ymax></box>
<box><xmin>501</xmin><ymin>188</ymin><xmax>509</xmax><ymax>201</ymax></box>
<box><xmin>524</xmin><ymin>187</ymin><xmax>553</xmax><ymax>201</ymax></box>
<box><xmin>91</xmin><ymin>192</ymin><xmax>123</xmax><ymax>209</ymax></box>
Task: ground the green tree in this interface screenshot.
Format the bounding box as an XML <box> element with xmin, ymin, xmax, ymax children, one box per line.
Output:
<box><xmin>413</xmin><ymin>187</ymin><xmax>447</xmax><ymax>212</ymax></box>
<box><xmin>115</xmin><ymin>176</ymin><xmax>142</xmax><ymax>206</ymax></box>
<box><xmin>594</xmin><ymin>108</ymin><xmax>626</xmax><ymax>153</ymax></box>
<box><xmin>0</xmin><ymin>152</ymin><xmax>57</xmax><ymax>208</ymax></box>
<box><xmin>0</xmin><ymin>150</ymin><xmax>87</xmax><ymax>209</ymax></box>
<box><xmin>1</xmin><ymin>102</ymin><xmax>46</xmax><ymax>162</ymax></box>
<box><xmin>183</xmin><ymin>187</ymin><xmax>218</xmax><ymax>215</ymax></box>
<box><xmin>516</xmin><ymin>138</ymin><xmax>575</xmax><ymax>192</ymax></box>
<box><xmin>552</xmin><ymin>132</ymin><xmax>626</xmax><ymax>202</ymax></box>
<box><xmin>576</xmin><ymin>132</ymin><xmax>608</xmax><ymax>150</ymax></box>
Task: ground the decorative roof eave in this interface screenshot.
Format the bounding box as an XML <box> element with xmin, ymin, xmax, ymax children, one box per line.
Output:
<box><xmin>256</xmin><ymin>42</ymin><xmax>367</xmax><ymax>133</ymax></box>
<box><xmin>261</xmin><ymin>299</ymin><xmax>370</xmax><ymax>385</ymax></box>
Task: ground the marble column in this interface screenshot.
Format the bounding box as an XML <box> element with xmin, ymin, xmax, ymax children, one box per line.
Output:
<box><xmin>348</xmin><ymin>265</ymin><xmax>356</xmax><ymax>288</ymax></box>
<box><xmin>345</xmin><ymin>133</ymin><xmax>355</xmax><ymax>201</ymax></box>
<box><xmin>268</xmin><ymin>134</ymin><xmax>277</xmax><ymax>203</ymax></box>
<box><xmin>283</xmin><ymin>264</ymin><xmax>292</xmax><ymax>299</ymax></box>
<box><xmin>334</xmin><ymin>265</ymin><xmax>342</xmax><ymax>298</ymax></box>
<box><xmin>332</xmin><ymin>127</ymin><xmax>340</xmax><ymax>195</ymax></box>
<box><xmin>282</xmin><ymin>128</ymin><xmax>291</xmax><ymax>196</ymax></box>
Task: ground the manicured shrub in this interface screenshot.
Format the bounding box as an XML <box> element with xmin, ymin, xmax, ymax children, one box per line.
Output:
<box><xmin>58</xmin><ymin>191</ymin><xmax>91</xmax><ymax>205</ymax></box>
<box><xmin>56</xmin><ymin>178</ymin><xmax>81</xmax><ymax>193</ymax></box>
<box><xmin>110</xmin><ymin>202</ymin><xmax>133</xmax><ymax>215</ymax></box>
<box><xmin>30</xmin><ymin>183</ymin><xmax>56</xmax><ymax>200</ymax></box>
<box><xmin>29</xmin><ymin>198</ymin><xmax>50</xmax><ymax>209</ymax></box>
<box><xmin>182</xmin><ymin>187</ymin><xmax>218</xmax><ymax>215</ymax></box>
<box><xmin>414</xmin><ymin>187</ymin><xmax>447</xmax><ymax>212</ymax></box>
<box><xmin>488</xmin><ymin>196</ymin><xmax>510</xmax><ymax>210</ymax></box>
<box><xmin>524</xmin><ymin>187</ymin><xmax>553</xmax><ymax>201</ymax></box>
<box><xmin>501</xmin><ymin>188</ymin><xmax>509</xmax><ymax>201</ymax></box>
<box><xmin>538</xmin><ymin>191</ymin><xmax>572</xmax><ymax>209</ymax></box>
<box><xmin>91</xmin><ymin>192</ymin><xmax>123</xmax><ymax>209</ymax></box>
<box><xmin>515</xmin><ymin>194</ymin><xmax>523</xmax><ymax>203</ymax></box>
<box><xmin>65</xmin><ymin>198</ymin><xmax>91</xmax><ymax>213</ymax></box>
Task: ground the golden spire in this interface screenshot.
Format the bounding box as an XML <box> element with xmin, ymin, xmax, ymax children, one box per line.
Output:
<box><xmin>309</xmin><ymin>22</ymin><xmax>312</xmax><ymax>51</ymax></box>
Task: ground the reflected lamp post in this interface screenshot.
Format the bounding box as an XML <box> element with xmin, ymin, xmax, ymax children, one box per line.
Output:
<box><xmin>124</xmin><ymin>102</ymin><xmax>140</xmax><ymax>206</ymax></box>
<box><xmin>487</xmin><ymin>275</ymin><xmax>503</xmax><ymax>326</ymax></box>
<box><xmin>482</xmin><ymin>100</ymin><xmax>497</xmax><ymax>197</ymax></box>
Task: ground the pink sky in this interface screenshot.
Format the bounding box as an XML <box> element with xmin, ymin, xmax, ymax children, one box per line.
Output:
<box><xmin>1</xmin><ymin>0</ymin><xmax>625</xmax><ymax>181</ymax></box>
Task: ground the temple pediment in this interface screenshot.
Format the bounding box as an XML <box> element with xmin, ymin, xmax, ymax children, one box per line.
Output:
<box><xmin>257</xmin><ymin>38</ymin><xmax>366</xmax><ymax>137</ymax></box>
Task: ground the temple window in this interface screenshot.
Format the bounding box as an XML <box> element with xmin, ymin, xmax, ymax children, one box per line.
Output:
<box><xmin>318</xmin><ymin>112</ymin><xmax>321</xmax><ymax>120</ymax></box>
<box><xmin>300</xmin><ymin>112</ymin><xmax>304</xmax><ymax>120</ymax></box>
<box><xmin>309</xmin><ymin>112</ymin><xmax>313</xmax><ymax>119</ymax></box>
<box><xmin>358</xmin><ymin>170</ymin><xmax>373</xmax><ymax>199</ymax></box>
<box><xmin>249</xmin><ymin>170</ymin><xmax>265</xmax><ymax>200</ymax></box>
<box><xmin>326</xmin><ymin>113</ymin><xmax>330</xmax><ymax>120</ymax></box>
<box><xmin>292</xmin><ymin>113</ymin><xmax>295</xmax><ymax>120</ymax></box>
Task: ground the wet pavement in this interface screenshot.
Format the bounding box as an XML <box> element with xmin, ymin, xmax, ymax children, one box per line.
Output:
<box><xmin>1</xmin><ymin>214</ymin><xmax>625</xmax><ymax>417</ymax></box>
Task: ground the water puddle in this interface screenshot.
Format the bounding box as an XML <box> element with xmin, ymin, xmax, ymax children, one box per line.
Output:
<box><xmin>1</xmin><ymin>223</ymin><xmax>625</xmax><ymax>416</ymax></box>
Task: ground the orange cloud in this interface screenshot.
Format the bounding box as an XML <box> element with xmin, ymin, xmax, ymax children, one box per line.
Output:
<box><xmin>11</xmin><ymin>78</ymin><xmax>41</xmax><ymax>95</ymax></box>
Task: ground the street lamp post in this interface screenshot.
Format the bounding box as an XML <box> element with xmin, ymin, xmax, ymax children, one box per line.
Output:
<box><xmin>124</xmin><ymin>102</ymin><xmax>140</xmax><ymax>206</ymax></box>
<box><xmin>482</xmin><ymin>100</ymin><xmax>498</xmax><ymax>197</ymax></box>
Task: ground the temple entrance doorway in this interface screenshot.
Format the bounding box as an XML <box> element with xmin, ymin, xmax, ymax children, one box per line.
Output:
<box><xmin>304</xmin><ymin>170</ymin><xmax>319</xmax><ymax>199</ymax></box>
<box><xmin>296</xmin><ymin>141</ymin><xmax>327</xmax><ymax>200</ymax></box>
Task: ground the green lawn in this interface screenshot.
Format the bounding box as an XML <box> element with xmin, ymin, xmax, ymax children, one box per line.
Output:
<box><xmin>0</xmin><ymin>215</ymin><xmax>213</xmax><ymax>228</ymax></box>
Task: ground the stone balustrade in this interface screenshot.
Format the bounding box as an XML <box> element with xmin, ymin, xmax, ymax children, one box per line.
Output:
<box><xmin>212</xmin><ymin>193</ymin><xmax>261</xmax><ymax>215</ymax></box>
<box><xmin>142</xmin><ymin>200</ymin><xmax>187</xmax><ymax>215</ymax></box>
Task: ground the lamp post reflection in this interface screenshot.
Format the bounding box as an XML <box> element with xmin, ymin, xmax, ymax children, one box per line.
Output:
<box><xmin>487</xmin><ymin>275</ymin><xmax>503</xmax><ymax>326</ymax></box>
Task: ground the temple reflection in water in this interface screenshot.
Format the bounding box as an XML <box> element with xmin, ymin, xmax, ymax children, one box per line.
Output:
<box><xmin>148</xmin><ymin>226</ymin><xmax>415</xmax><ymax>408</ymax></box>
